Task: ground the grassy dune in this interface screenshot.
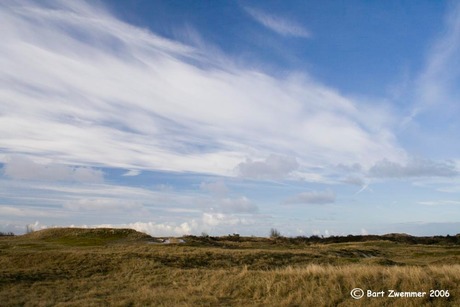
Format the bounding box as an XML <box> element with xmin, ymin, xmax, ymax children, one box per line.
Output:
<box><xmin>1</xmin><ymin>228</ymin><xmax>459</xmax><ymax>306</ymax></box>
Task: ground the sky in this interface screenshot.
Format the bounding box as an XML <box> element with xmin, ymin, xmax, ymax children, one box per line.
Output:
<box><xmin>2</xmin><ymin>0</ymin><xmax>460</xmax><ymax>236</ymax></box>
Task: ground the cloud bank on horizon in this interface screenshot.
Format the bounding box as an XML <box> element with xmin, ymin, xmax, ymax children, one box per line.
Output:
<box><xmin>2</xmin><ymin>1</ymin><xmax>460</xmax><ymax>236</ymax></box>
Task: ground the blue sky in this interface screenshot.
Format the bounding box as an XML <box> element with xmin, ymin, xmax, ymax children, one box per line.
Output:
<box><xmin>2</xmin><ymin>0</ymin><xmax>460</xmax><ymax>236</ymax></box>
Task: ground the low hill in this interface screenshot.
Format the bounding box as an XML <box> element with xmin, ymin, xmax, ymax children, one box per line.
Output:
<box><xmin>22</xmin><ymin>227</ymin><xmax>153</xmax><ymax>246</ymax></box>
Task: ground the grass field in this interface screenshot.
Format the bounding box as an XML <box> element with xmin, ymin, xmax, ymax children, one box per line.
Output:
<box><xmin>1</xmin><ymin>228</ymin><xmax>459</xmax><ymax>306</ymax></box>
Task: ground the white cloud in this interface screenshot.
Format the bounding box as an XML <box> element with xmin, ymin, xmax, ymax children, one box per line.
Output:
<box><xmin>4</xmin><ymin>212</ymin><xmax>256</xmax><ymax>236</ymax></box>
<box><xmin>416</xmin><ymin>2</ymin><xmax>460</xmax><ymax>109</ymax></box>
<box><xmin>90</xmin><ymin>221</ymin><xmax>198</xmax><ymax>237</ymax></box>
<box><xmin>197</xmin><ymin>180</ymin><xmax>259</xmax><ymax>213</ymax></box>
<box><xmin>127</xmin><ymin>221</ymin><xmax>198</xmax><ymax>236</ymax></box>
<box><xmin>2</xmin><ymin>156</ymin><xmax>104</xmax><ymax>183</ymax></box>
<box><xmin>368</xmin><ymin>158</ymin><xmax>458</xmax><ymax>178</ymax></box>
<box><xmin>0</xmin><ymin>177</ymin><xmax>260</xmax><ymax>230</ymax></box>
<box><xmin>63</xmin><ymin>198</ymin><xmax>142</xmax><ymax>211</ymax></box>
<box><xmin>341</xmin><ymin>175</ymin><xmax>365</xmax><ymax>186</ymax></box>
<box><xmin>196</xmin><ymin>193</ymin><xmax>259</xmax><ymax>214</ymax></box>
<box><xmin>67</xmin><ymin>212</ymin><xmax>254</xmax><ymax>236</ymax></box>
<box><xmin>337</xmin><ymin>163</ymin><xmax>363</xmax><ymax>173</ymax></box>
<box><xmin>0</xmin><ymin>1</ymin><xmax>404</xmax><ymax>181</ymax></box>
<box><xmin>202</xmin><ymin>212</ymin><xmax>251</xmax><ymax>227</ymax></box>
<box><xmin>122</xmin><ymin>169</ymin><xmax>141</xmax><ymax>177</ymax></box>
<box><xmin>284</xmin><ymin>190</ymin><xmax>336</xmax><ymax>205</ymax></box>
<box><xmin>236</xmin><ymin>154</ymin><xmax>299</xmax><ymax>180</ymax></box>
<box><xmin>418</xmin><ymin>200</ymin><xmax>460</xmax><ymax>206</ymax></box>
<box><xmin>0</xmin><ymin>178</ymin><xmax>190</xmax><ymax>216</ymax></box>
<box><xmin>219</xmin><ymin>197</ymin><xmax>258</xmax><ymax>213</ymax></box>
<box><xmin>405</xmin><ymin>2</ymin><xmax>460</xmax><ymax>128</ymax></box>
<box><xmin>0</xmin><ymin>205</ymin><xmax>65</xmax><ymax>218</ymax></box>
<box><xmin>26</xmin><ymin>221</ymin><xmax>48</xmax><ymax>232</ymax></box>
<box><xmin>397</xmin><ymin>3</ymin><xmax>460</xmax><ymax>166</ymax></box>
<box><xmin>244</xmin><ymin>7</ymin><xmax>311</xmax><ymax>38</ymax></box>
<box><xmin>200</xmin><ymin>180</ymin><xmax>229</xmax><ymax>197</ymax></box>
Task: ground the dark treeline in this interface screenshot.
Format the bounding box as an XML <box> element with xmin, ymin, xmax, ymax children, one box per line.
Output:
<box><xmin>184</xmin><ymin>233</ymin><xmax>460</xmax><ymax>246</ymax></box>
<box><xmin>0</xmin><ymin>232</ymin><xmax>15</xmax><ymax>236</ymax></box>
<box><xmin>278</xmin><ymin>233</ymin><xmax>460</xmax><ymax>245</ymax></box>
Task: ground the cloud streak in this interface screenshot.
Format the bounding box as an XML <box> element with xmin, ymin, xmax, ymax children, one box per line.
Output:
<box><xmin>3</xmin><ymin>156</ymin><xmax>103</xmax><ymax>183</ymax></box>
<box><xmin>369</xmin><ymin>158</ymin><xmax>458</xmax><ymax>178</ymax></box>
<box><xmin>244</xmin><ymin>7</ymin><xmax>311</xmax><ymax>38</ymax></box>
<box><xmin>284</xmin><ymin>190</ymin><xmax>336</xmax><ymax>205</ymax></box>
<box><xmin>418</xmin><ymin>200</ymin><xmax>460</xmax><ymax>206</ymax></box>
<box><xmin>122</xmin><ymin>170</ymin><xmax>141</xmax><ymax>177</ymax></box>
<box><xmin>236</xmin><ymin>154</ymin><xmax>299</xmax><ymax>180</ymax></box>
<box><xmin>0</xmin><ymin>0</ymin><xmax>404</xmax><ymax>180</ymax></box>
<box><xmin>417</xmin><ymin>2</ymin><xmax>460</xmax><ymax>106</ymax></box>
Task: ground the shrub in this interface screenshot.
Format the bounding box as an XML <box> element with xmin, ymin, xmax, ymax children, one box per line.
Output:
<box><xmin>26</xmin><ymin>224</ymin><xmax>35</xmax><ymax>234</ymax></box>
<box><xmin>270</xmin><ymin>228</ymin><xmax>281</xmax><ymax>239</ymax></box>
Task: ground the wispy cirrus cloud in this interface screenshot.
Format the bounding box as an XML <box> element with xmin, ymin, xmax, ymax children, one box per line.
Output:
<box><xmin>418</xmin><ymin>200</ymin><xmax>460</xmax><ymax>206</ymax></box>
<box><xmin>368</xmin><ymin>158</ymin><xmax>458</xmax><ymax>178</ymax></box>
<box><xmin>236</xmin><ymin>154</ymin><xmax>299</xmax><ymax>180</ymax></box>
<box><xmin>416</xmin><ymin>2</ymin><xmax>460</xmax><ymax>108</ymax></box>
<box><xmin>122</xmin><ymin>170</ymin><xmax>141</xmax><ymax>177</ymax></box>
<box><xmin>0</xmin><ymin>171</ymin><xmax>261</xmax><ymax>234</ymax></box>
<box><xmin>403</xmin><ymin>2</ymin><xmax>460</xmax><ymax>127</ymax></box>
<box><xmin>3</xmin><ymin>1</ymin><xmax>460</xmax><ymax>237</ymax></box>
<box><xmin>2</xmin><ymin>156</ymin><xmax>103</xmax><ymax>183</ymax></box>
<box><xmin>0</xmin><ymin>0</ymin><xmax>405</xmax><ymax>181</ymax></box>
<box><xmin>284</xmin><ymin>190</ymin><xmax>336</xmax><ymax>205</ymax></box>
<box><xmin>63</xmin><ymin>198</ymin><xmax>143</xmax><ymax>211</ymax></box>
<box><xmin>200</xmin><ymin>180</ymin><xmax>229</xmax><ymax>197</ymax></box>
<box><xmin>244</xmin><ymin>7</ymin><xmax>311</xmax><ymax>38</ymax></box>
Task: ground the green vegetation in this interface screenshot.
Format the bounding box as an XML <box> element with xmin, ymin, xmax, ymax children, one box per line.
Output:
<box><xmin>1</xmin><ymin>228</ymin><xmax>460</xmax><ymax>306</ymax></box>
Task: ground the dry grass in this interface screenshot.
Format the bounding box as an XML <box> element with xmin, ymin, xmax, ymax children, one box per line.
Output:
<box><xmin>1</xmin><ymin>229</ymin><xmax>460</xmax><ymax>306</ymax></box>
